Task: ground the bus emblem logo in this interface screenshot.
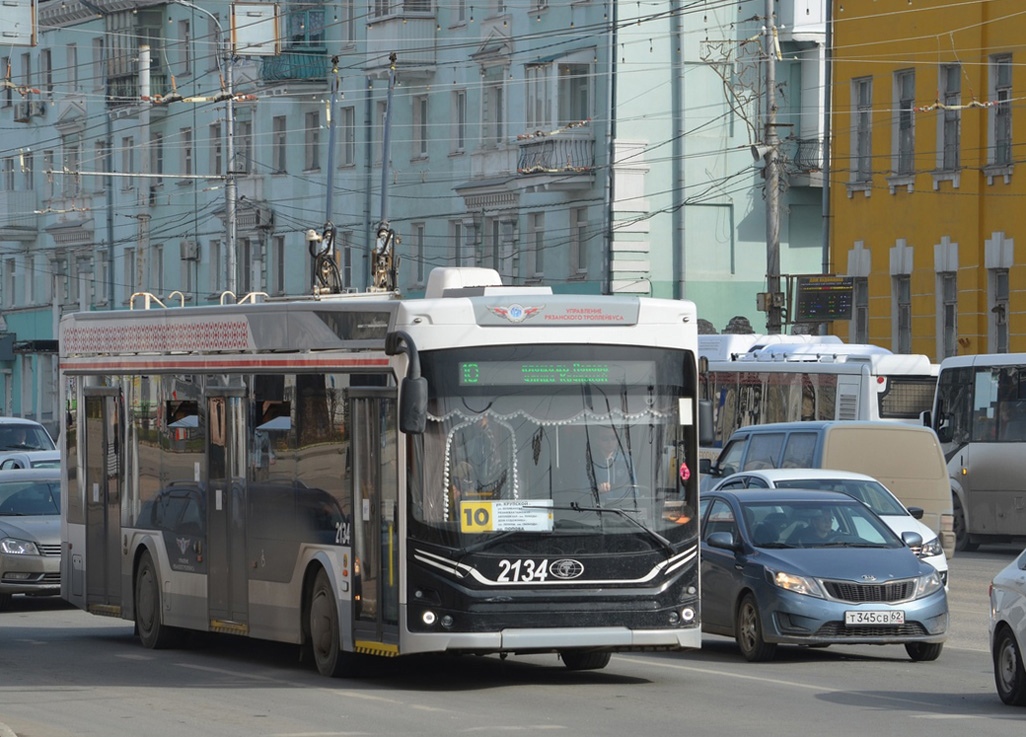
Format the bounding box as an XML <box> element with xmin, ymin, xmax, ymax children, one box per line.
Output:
<box><xmin>489</xmin><ymin>304</ymin><xmax>542</xmax><ymax>323</ymax></box>
<box><xmin>549</xmin><ymin>559</ymin><xmax>584</xmax><ymax>579</ymax></box>
<box><xmin>176</xmin><ymin>537</ymin><xmax>191</xmax><ymax>554</ymax></box>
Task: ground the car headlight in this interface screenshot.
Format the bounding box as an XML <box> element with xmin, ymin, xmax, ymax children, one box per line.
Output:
<box><xmin>770</xmin><ymin>570</ymin><xmax>826</xmax><ymax>599</ymax></box>
<box><xmin>914</xmin><ymin>569</ymin><xmax>944</xmax><ymax>598</ymax></box>
<box><xmin>917</xmin><ymin>536</ymin><xmax>944</xmax><ymax>559</ymax></box>
<box><xmin>1</xmin><ymin>538</ymin><xmax>40</xmax><ymax>556</ymax></box>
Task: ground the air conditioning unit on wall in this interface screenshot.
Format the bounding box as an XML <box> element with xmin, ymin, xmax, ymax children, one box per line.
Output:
<box><xmin>13</xmin><ymin>102</ymin><xmax>30</xmax><ymax>122</ymax></box>
<box><xmin>179</xmin><ymin>240</ymin><xmax>199</xmax><ymax>260</ymax></box>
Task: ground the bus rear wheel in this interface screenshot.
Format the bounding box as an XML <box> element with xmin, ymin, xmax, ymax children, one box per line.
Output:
<box><xmin>308</xmin><ymin>569</ymin><xmax>353</xmax><ymax>677</ymax></box>
<box><xmin>134</xmin><ymin>550</ymin><xmax>181</xmax><ymax>649</ymax></box>
<box><xmin>559</xmin><ymin>649</ymin><xmax>612</xmax><ymax>671</ymax></box>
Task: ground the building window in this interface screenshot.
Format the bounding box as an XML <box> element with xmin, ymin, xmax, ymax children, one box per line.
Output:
<box><xmin>3</xmin><ymin>259</ymin><xmax>14</xmax><ymax>307</ymax></box>
<box><xmin>482</xmin><ymin>66</ymin><xmax>505</xmax><ymax>146</ymax></box>
<box><xmin>181</xmin><ymin>128</ymin><xmax>193</xmax><ymax>178</ymax></box>
<box><xmin>123</xmin><ymin>248</ymin><xmax>135</xmax><ymax>303</ymax></box>
<box><xmin>287</xmin><ymin>6</ymin><xmax>326</xmax><ymax>48</ymax></box>
<box><xmin>526</xmin><ymin>64</ymin><xmax>552</xmax><ymax>128</ymax></box>
<box><xmin>92</xmin><ymin>141</ymin><xmax>106</xmax><ymax>193</ymax></box>
<box><xmin>179</xmin><ymin>245</ymin><xmax>194</xmax><ymax>301</ymax></box>
<box><xmin>62</xmin><ymin>139</ymin><xmax>81</xmax><ymax>197</ymax></box>
<box><xmin>236</xmin><ymin>120</ymin><xmax>253</xmax><ymax>175</ymax></box>
<box><xmin>894</xmin><ymin>274</ymin><xmax>911</xmax><ymax>354</ymax></box>
<box><xmin>2</xmin><ymin>158</ymin><xmax>13</xmax><ymax>191</ymax></box>
<box><xmin>992</xmin><ymin>55</ymin><xmax>1012</xmax><ymax>167</ymax></box>
<box><xmin>452</xmin><ymin>90</ymin><xmax>466</xmax><ymax>153</ymax></box>
<box><xmin>558</xmin><ymin>62</ymin><xmax>591</xmax><ymax>125</ymax></box>
<box><xmin>272</xmin><ymin>235</ymin><xmax>286</xmax><ymax>294</ymax></box>
<box><xmin>412</xmin><ymin>95</ymin><xmax>428</xmax><ymax>158</ymax></box>
<box><xmin>209</xmin><ymin>123</ymin><xmax>222</xmax><ymax>176</ymax></box>
<box><xmin>940</xmin><ymin>272</ymin><xmax>957</xmax><ymax>358</ymax></box>
<box><xmin>340</xmin><ymin>230</ymin><xmax>353</xmax><ymax>288</ymax></box>
<box><xmin>67</xmin><ymin>45</ymin><xmax>78</xmax><ymax>89</ymax></box>
<box><xmin>991</xmin><ymin>268</ymin><xmax>1009</xmax><ymax>353</ymax></box>
<box><xmin>413</xmin><ymin>223</ymin><xmax>426</xmax><ymax>285</ymax></box>
<box><xmin>1</xmin><ymin>56</ymin><xmax>9</xmax><ymax>107</ymax></box>
<box><xmin>895</xmin><ymin>69</ymin><xmax>915</xmax><ymax>176</ymax></box>
<box><xmin>374</xmin><ymin>100</ymin><xmax>387</xmax><ymax>164</ymax></box>
<box><xmin>41</xmin><ymin>49</ymin><xmax>52</xmax><ymax>97</ymax></box>
<box><xmin>153</xmin><ymin>243</ymin><xmax>164</xmax><ymax>294</ymax></box>
<box><xmin>340</xmin><ymin>0</ymin><xmax>355</xmax><ymax>44</ymax></box>
<box><xmin>92</xmin><ymin>39</ymin><xmax>104</xmax><ymax>91</ymax></box>
<box><xmin>209</xmin><ymin>239</ymin><xmax>222</xmax><ymax>292</ymax></box>
<box><xmin>25</xmin><ymin>255</ymin><xmax>34</xmax><ymax>304</ymax></box>
<box><xmin>178</xmin><ymin>20</ymin><xmax>191</xmax><ymax>76</ymax></box>
<box><xmin>374</xmin><ymin>0</ymin><xmax>390</xmax><ymax>19</ymax></box>
<box><xmin>43</xmin><ymin>150</ymin><xmax>55</xmax><ymax>198</ymax></box>
<box><xmin>450</xmin><ymin>220</ymin><xmax>464</xmax><ymax>266</ymax></box>
<box><xmin>528</xmin><ymin>212</ymin><xmax>544</xmax><ymax>278</ymax></box>
<box><xmin>569</xmin><ymin>207</ymin><xmax>588</xmax><ymax>275</ymax></box>
<box><xmin>853</xmin><ymin>77</ymin><xmax>872</xmax><ymax>182</ymax></box>
<box><xmin>340</xmin><ymin>106</ymin><xmax>355</xmax><ymax>166</ymax></box>
<box><xmin>272</xmin><ymin>116</ymin><xmax>287</xmax><ymax>173</ymax></box>
<box><xmin>304</xmin><ymin>111</ymin><xmax>320</xmax><ymax>171</ymax></box>
<box><xmin>21</xmin><ymin>150</ymin><xmax>33</xmax><ymax>191</ymax></box>
<box><xmin>150</xmin><ymin>132</ymin><xmax>163</xmax><ymax>186</ymax></box>
<box><xmin>941</xmin><ymin>64</ymin><xmax>961</xmax><ymax>171</ymax></box>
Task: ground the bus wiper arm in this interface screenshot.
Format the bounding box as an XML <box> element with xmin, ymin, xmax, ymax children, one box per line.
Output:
<box><xmin>568</xmin><ymin>502</ymin><xmax>676</xmax><ymax>557</ymax></box>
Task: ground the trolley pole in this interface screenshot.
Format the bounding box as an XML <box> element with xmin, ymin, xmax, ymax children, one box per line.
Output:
<box><xmin>764</xmin><ymin>0</ymin><xmax>783</xmax><ymax>335</ymax></box>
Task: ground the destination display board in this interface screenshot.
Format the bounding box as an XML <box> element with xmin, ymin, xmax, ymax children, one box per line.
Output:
<box><xmin>794</xmin><ymin>275</ymin><xmax>854</xmax><ymax>322</ymax></box>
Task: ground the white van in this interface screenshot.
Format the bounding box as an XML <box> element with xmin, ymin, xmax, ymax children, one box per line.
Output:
<box><xmin>700</xmin><ymin>420</ymin><xmax>955</xmax><ymax>557</ymax></box>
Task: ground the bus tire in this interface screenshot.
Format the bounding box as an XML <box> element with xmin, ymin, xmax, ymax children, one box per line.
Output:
<box><xmin>309</xmin><ymin>569</ymin><xmax>351</xmax><ymax>677</ymax></box>
<box><xmin>134</xmin><ymin>550</ymin><xmax>181</xmax><ymax>649</ymax></box>
<box><xmin>559</xmin><ymin>649</ymin><xmax>612</xmax><ymax>671</ymax></box>
<box><xmin>953</xmin><ymin>496</ymin><xmax>978</xmax><ymax>553</ymax></box>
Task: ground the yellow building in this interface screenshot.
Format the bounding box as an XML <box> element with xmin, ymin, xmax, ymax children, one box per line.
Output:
<box><xmin>829</xmin><ymin>0</ymin><xmax>1025</xmax><ymax>358</ymax></box>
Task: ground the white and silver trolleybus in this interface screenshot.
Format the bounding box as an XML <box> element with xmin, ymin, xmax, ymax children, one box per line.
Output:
<box><xmin>60</xmin><ymin>268</ymin><xmax>702</xmax><ymax>676</ymax></box>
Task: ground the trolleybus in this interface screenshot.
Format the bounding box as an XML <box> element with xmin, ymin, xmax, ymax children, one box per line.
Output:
<box><xmin>59</xmin><ymin>267</ymin><xmax>702</xmax><ymax>676</ymax></box>
<box><xmin>928</xmin><ymin>352</ymin><xmax>1026</xmax><ymax>551</ymax></box>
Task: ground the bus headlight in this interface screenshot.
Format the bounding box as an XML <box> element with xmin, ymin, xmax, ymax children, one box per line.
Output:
<box><xmin>421</xmin><ymin>611</ymin><xmax>437</xmax><ymax>626</ymax></box>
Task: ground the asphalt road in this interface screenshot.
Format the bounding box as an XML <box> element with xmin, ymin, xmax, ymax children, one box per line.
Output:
<box><xmin>0</xmin><ymin>544</ymin><xmax>1021</xmax><ymax>737</ymax></box>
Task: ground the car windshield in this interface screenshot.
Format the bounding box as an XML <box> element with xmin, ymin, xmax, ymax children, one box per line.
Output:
<box><xmin>740</xmin><ymin>499</ymin><xmax>902</xmax><ymax>549</ymax></box>
<box><xmin>0</xmin><ymin>481</ymin><xmax>61</xmax><ymax>516</ymax></box>
<box><xmin>0</xmin><ymin>424</ymin><xmax>55</xmax><ymax>452</ymax></box>
<box><xmin>772</xmin><ymin>478</ymin><xmax>907</xmax><ymax>516</ymax></box>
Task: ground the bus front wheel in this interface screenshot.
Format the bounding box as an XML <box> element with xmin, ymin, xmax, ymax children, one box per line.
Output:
<box><xmin>308</xmin><ymin>569</ymin><xmax>352</xmax><ymax>677</ymax></box>
<box><xmin>134</xmin><ymin>550</ymin><xmax>180</xmax><ymax>649</ymax></box>
<box><xmin>953</xmin><ymin>496</ymin><xmax>979</xmax><ymax>553</ymax></box>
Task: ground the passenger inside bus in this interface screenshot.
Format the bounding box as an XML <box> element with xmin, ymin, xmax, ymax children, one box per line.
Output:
<box><xmin>448</xmin><ymin>413</ymin><xmax>515</xmax><ymax>499</ymax></box>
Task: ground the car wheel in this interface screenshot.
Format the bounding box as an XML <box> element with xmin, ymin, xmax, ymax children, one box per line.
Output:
<box><xmin>560</xmin><ymin>650</ymin><xmax>612</xmax><ymax>671</ymax></box>
<box><xmin>134</xmin><ymin>550</ymin><xmax>181</xmax><ymax>649</ymax></box>
<box><xmin>308</xmin><ymin>569</ymin><xmax>354</xmax><ymax>677</ymax></box>
<box><xmin>735</xmin><ymin>592</ymin><xmax>776</xmax><ymax>662</ymax></box>
<box><xmin>952</xmin><ymin>496</ymin><xmax>978</xmax><ymax>553</ymax></box>
<box><xmin>905</xmin><ymin>641</ymin><xmax>943</xmax><ymax>662</ymax></box>
<box><xmin>993</xmin><ymin>627</ymin><xmax>1026</xmax><ymax>706</ymax></box>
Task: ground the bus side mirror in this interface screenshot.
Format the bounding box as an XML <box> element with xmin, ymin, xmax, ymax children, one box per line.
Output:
<box><xmin>399</xmin><ymin>377</ymin><xmax>428</xmax><ymax>435</ymax></box>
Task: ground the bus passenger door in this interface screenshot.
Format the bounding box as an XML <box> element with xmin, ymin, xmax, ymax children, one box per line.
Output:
<box><xmin>350</xmin><ymin>394</ymin><xmax>399</xmax><ymax>651</ymax></box>
<box><xmin>206</xmin><ymin>394</ymin><xmax>249</xmax><ymax>629</ymax></box>
<box><xmin>83</xmin><ymin>391</ymin><xmax>122</xmax><ymax>611</ymax></box>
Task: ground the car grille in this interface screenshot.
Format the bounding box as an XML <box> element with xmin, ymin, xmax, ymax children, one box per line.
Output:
<box><xmin>823</xmin><ymin>579</ymin><xmax>916</xmax><ymax>603</ymax></box>
<box><xmin>38</xmin><ymin>544</ymin><xmax>62</xmax><ymax>557</ymax></box>
<box><xmin>815</xmin><ymin>621</ymin><xmax>929</xmax><ymax>638</ymax></box>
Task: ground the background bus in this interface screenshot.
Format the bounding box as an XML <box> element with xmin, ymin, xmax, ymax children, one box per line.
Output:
<box><xmin>699</xmin><ymin>347</ymin><xmax>939</xmax><ymax>455</ymax></box>
<box><xmin>928</xmin><ymin>353</ymin><xmax>1026</xmax><ymax>551</ymax></box>
<box><xmin>60</xmin><ymin>267</ymin><xmax>702</xmax><ymax>677</ymax></box>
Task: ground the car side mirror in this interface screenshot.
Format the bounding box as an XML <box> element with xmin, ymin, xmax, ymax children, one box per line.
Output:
<box><xmin>705</xmin><ymin>531</ymin><xmax>737</xmax><ymax>550</ymax></box>
<box><xmin>901</xmin><ymin>530</ymin><xmax>924</xmax><ymax>548</ymax></box>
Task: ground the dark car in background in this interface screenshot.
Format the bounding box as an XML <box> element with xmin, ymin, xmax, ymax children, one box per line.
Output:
<box><xmin>0</xmin><ymin>468</ymin><xmax>62</xmax><ymax>610</ymax></box>
<box><xmin>700</xmin><ymin>487</ymin><xmax>948</xmax><ymax>662</ymax></box>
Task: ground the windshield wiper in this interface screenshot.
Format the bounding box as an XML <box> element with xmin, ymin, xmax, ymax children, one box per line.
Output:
<box><xmin>567</xmin><ymin>502</ymin><xmax>676</xmax><ymax>557</ymax></box>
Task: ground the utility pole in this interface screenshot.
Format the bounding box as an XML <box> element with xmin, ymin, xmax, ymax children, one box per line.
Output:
<box><xmin>763</xmin><ymin>0</ymin><xmax>783</xmax><ymax>334</ymax></box>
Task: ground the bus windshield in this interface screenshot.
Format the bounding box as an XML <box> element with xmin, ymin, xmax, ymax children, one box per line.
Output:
<box><xmin>410</xmin><ymin>344</ymin><xmax>696</xmax><ymax>552</ymax></box>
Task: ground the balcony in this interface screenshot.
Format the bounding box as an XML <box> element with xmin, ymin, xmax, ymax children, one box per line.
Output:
<box><xmin>515</xmin><ymin>122</ymin><xmax>595</xmax><ymax>191</ymax></box>
<box><xmin>260</xmin><ymin>49</ymin><xmax>330</xmax><ymax>83</ymax></box>
<box><xmin>780</xmin><ymin>136</ymin><xmax>823</xmax><ymax>188</ymax></box>
<box><xmin>0</xmin><ymin>191</ymin><xmax>39</xmax><ymax>241</ymax></box>
<box><xmin>365</xmin><ymin>14</ymin><xmax>437</xmax><ymax>79</ymax></box>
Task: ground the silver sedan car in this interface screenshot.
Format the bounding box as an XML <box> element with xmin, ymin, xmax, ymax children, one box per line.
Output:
<box><xmin>990</xmin><ymin>547</ymin><xmax>1026</xmax><ymax>705</ymax></box>
<box><xmin>0</xmin><ymin>468</ymin><xmax>62</xmax><ymax>610</ymax></box>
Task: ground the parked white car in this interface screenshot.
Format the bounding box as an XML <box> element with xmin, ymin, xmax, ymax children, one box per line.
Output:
<box><xmin>990</xmin><ymin>547</ymin><xmax>1026</xmax><ymax>706</ymax></box>
<box><xmin>709</xmin><ymin>468</ymin><xmax>949</xmax><ymax>585</ymax></box>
